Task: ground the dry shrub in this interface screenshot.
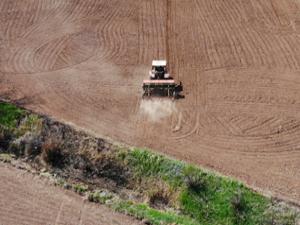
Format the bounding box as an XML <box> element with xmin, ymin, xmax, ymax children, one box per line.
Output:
<box><xmin>42</xmin><ymin>139</ymin><xmax>65</xmax><ymax>168</ymax></box>
<box><xmin>0</xmin><ymin>127</ymin><xmax>12</xmax><ymax>150</ymax></box>
<box><xmin>146</xmin><ymin>179</ymin><xmax>173</xmax><ymax>210</ymax></box>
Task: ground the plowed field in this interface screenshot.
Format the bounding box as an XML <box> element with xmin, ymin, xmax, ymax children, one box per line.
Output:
<box><xmin>0</xmin><ymin>0</ymin><xmax>299</xmax><ymax>205</ymax></box>
<box><xmin>0</xmin><ymin>164</ymin><xmax>139</xmax><ymax>225</ymax></box>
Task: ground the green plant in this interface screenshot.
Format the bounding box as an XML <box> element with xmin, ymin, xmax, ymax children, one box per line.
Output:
<box><xmin>113</xmin><ymin>201</ymin><xmax>200</xmax><ymax>225</ymax></box>
<box><xmin>88</xmin><ymin>190</ymin><xmax>114</xmax><ymax>204</ymax></box>
<box><xmin>231</xmin><ymin>190</ymin><xmax>247</xmax><ymax>224</ymax></box>
<box><xmin>127</xmin><ymin>149</ymin><xmax>167</xmax><ymax>177</ymax></box>
<box><xmin>0</xmin><ymin>102</ymin><xmax>25</xmax><ymax>128</ymax></box>
<box><xmin>183</xmin><ymin>165</ymin><xmax>206</xmax><ymax>193</ymax></box>
<box><xmin>73</xmin><ymin>184</ymin><xmax>88</xmax><ymax>194</ymax></box>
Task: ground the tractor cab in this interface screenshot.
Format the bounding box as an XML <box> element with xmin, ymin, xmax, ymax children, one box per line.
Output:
<box><xmin>149</xmin><ymin>60</ymin><xmax>170</xmax><ymax>80</ymax></box>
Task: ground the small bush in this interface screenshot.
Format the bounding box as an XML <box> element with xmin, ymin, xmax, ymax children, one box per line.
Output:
<box><xmin>23</xmin><ymin>134</ymin><xmax>42</xmax><ymax>159</ymax></box>
<box><xmin>147</xmin><ymin>179</ymin><xmax>172</xmax><ymax>210</ymax></box>
<box><xmin>73</xmin><ymin>184</ymin><xmax>88</xmax><ymax>194</ymax></box>
<box><xmin>94</xmin><ymin>154</ymin><xmax>128</xmax><ymax>186</ymax></box>
<box><xmin>231</xmin><ymin>190</ymin><xmax>247</xmax><ymax>224</ymax></box>
<box><xmin>149</xmin><ymin>191</ymin><xmax>170</xmax><ymax>210</ymax></box>
<box><xmin>183</xmin><ymin>166</ymin><xmax>206</xmax><ymax>193</ymax></box>
<box><xmin>16</xmin><ymin>114</ymin><xmax>42</xmax><ymax>137</ymax></box>
<box><xmin>42</xmin><ymin>140</ymin><xmax>65</xmax><ymax>168</ymax></box>
<box><xmin>5</xmin><ymin>133</ymin><xmax>42</xmax><ymax>158</ymax></box>
<box><xmin>0</xmin><ymin>126</ymin><xmax>12</xmax><ymax>149</ymax></box>
<box><xmin>88</xmin><ymin>190</ymin><xmax>114</xmax><ymax>204</ymax></box>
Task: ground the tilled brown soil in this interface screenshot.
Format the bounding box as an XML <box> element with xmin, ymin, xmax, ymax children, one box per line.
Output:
<box><xmin>0</xmin><ymin>163</ymin><xmax>139</xmax><ymax>225</ymax></box>
<box><xmin>0</xmin><ymin>0</ymin><xmax>300</xmax><ymax>205</ymax></box>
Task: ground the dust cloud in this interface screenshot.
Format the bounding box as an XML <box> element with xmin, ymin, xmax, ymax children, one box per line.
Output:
<box><xmin>139</xmin><ymin>99</ymin><xmax>177</xmax><ymax>122</ymax></box>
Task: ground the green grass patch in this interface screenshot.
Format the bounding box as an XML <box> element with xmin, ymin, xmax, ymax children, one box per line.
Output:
<box><xmin>126</xmin><ymin>148</ymin><xmax>185</xmax><ymax>186</ymax></box>
<box><xmin>0</xmin><ymin>102</ymin><xmax>25</xmax><ymax>128</ymax></box>
<box><xmin>124</xmin><ymin>148</ymin><xmax>284</xmax><ymax>225</ymax></box>
<box><xmin>73</xmin><ymin>183</ymin><xmax>88</xmax><ymax>194</ymax></box>
<box><xmin>113</xmin><ymin>201</ymin><xmax>199</xmax><ymax>225</ymax></box>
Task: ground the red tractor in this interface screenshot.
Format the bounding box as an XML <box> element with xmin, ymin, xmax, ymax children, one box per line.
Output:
<box><xmin>143</xmin><ymin>60</ymin><xmax>182</xmax><ymax>98</ymax></box>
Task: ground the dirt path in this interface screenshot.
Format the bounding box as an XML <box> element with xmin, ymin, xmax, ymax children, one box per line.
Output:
<box><xmin>0</xmin><ymin>163</ymin><xmax>139</xmax><ymax>225</ymax></box>
<box><xmin>0</xmin><ymin>0</ymin><xmax>299</xmax><ymax>205</ymax></box>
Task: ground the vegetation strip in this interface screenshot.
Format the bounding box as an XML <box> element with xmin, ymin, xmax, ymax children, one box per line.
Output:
<box><xmin>0</xmin><ymin>102</ymin><xmax>299</xmax><ymax>225</ymax></box>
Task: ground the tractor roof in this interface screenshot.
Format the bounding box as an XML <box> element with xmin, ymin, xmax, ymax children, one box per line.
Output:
<box><xmin>152</xmin><ymin>60</ymin><xmax>167</xmax><ymax>67</ymax></box>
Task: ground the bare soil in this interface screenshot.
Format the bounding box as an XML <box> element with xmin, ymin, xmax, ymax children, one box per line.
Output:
<box><xmin>0</xmin><ymin>0</ymin><xmax>300</xmax><ymax>205</ymax></box>
<box><xmin>0</xmin><ymin>163</ymin><xmax>139</xmax><ymax>225</ymax></box>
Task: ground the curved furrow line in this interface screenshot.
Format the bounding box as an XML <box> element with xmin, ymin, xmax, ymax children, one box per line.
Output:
<box><xmin>112</xmin><ymin>4</ymin><xmax>139</xmax><ymax>64</ymax></box>
<box><xmin>137</xmin><ymin>0</ymin><xmax>167</xmax><ymax>65</ymax></box>
<box><xmin>96</xmin><ymin>2</ymin><xmax>138</xmax><ymax>65</ymax></box>
<box><xmin>72</xmin><ymin>0</ymin><xmax>111</xmax><ymax>21</ymax></box>
<box><xmin>222</xmin><ymin>3</ymin><xmax>254</xmax><ymax>66</ymax></box>
<box><xmin>272</xmin><ymin>34</ymin><xmax>295</xmax><ymax>69</ymax></box>
<box><xmin>189</xmin><ymin>1</ymin><xmax>210</xmax><ymax>68</ymax></box>
<box><xmin>281</xmin><ymin>35</ymin><xmax>300</xmax><ymax>70</ymax></box>
<box><xmin>63</xmin><ymin>0</ymin><xmax>91</xmax><ymax>22</ymax></box>
<box><xmin>249</xmin><ymin>29</ymin><xmax>273</xmax><ymax>68</ymax></box>
<box><xmin>10</xmin><ymin>1</ymin><xmax>45</xmax><ymax>41</ymax></box>
<box><xmin>20</xmin><ymin>0</ymin><xmax>65</xmax><ymax>39</ymax></box>
<box><xmin>203</xmin><ymin>129</ymin><xmax>300</xmax><ymax>155</ymax></box>
<box><xmin>185</xmin><ymin>113</ymin><xmax>300</xmax><ymax>146</ymax></box>
<box><xmin>222</xmin><ymin>2</ymin><xmax>257</xmax><ymax>67</ymax></box>
<box><xmin>138</xmin><ymin>0</ymin><xmax>152</xmax><ymax>64</ymax></box>
<box><xmin>217</xmin><ymin>0</ymin><xmax>252</xmax><ymax>68</ymax></box>
<box><xmin>193</xmin><ymin>132</ymin><xmax>300</xmax><ymax>158</ymax></box>
<box><xmin>60</xmin><ymin>0</ymin><xmax>83</xmax><ymax>23</ymax></box>
<box><xmin>252</xmin><ymin>31</ymin><xmax>278</xmax><ymax>68</ymax></box>
<box><xmin>171</xmin><ymin>111</ymin><xmax>200</xmax><ymax>140</ymax></box>
<box><xmin>95</xmin><ymin>3</ymin><xmax>125</xmax><ymax>62</ymax></box>
<box><xmin>273</xmin><ymin>35</ymin><xmax>295</xmax><ymax>69</ymax></box>
<box><xmin>5</xmin><ymin>47</ymin><xmax>35</xmax><ymax>73</ymax></box>
<box><xmin>49</xmin><ymin>0</ymin><xmax>79</xmax><ymax>24</ymax></box>
<box><xmin>208</xmin><ymin>120</ymin><xmax>300</xmax><ymax>145</ymax></box>
<box><xmin>186</xmin><ymin>1</ymin><xmax>210</xmax><ymax>68</ymax></box>
<box><xmin>39</xmin><ymin>36</ymin><xmax>70</xmax><ymax>71</ymax></box>
<box><xmin>4</xmin><ymin>5</ymin><xmax>24</xmax><ymax>40</ymax></box>
<box><xmin>240</xmin><ymin>116</ymin><xmax>278</xmax><ymax>134</ymax></box>
<box><xmin>1</xmin><ymin>1</ymin><xmax>18</xmax><ymax>41</ymax></box>
<box><xmin>201</xmin><ymin>2</ymin><xmax>225</xmax><ymax>68</ymax></box>
<box><xmin>201</xmin><ymin>0</ymin><xmax>225</xmax><ymax>68</ymax></box>
<box><xmin>209</xmin><ymin>1</ymin><xmax>244</xmax><ymax>68</ymax></box>
<box><xmin>245</xmin><ymin>117</ymin><xmax>290</xmax><ymax>136</ymax></box>
<box><xmin>169</xmin><ymin>134</ymin><xmax>292</xmax><ymax>161</ymax></box>
<box><xmin>244</xmin><ymin>27</ymin><xmax>267</xmax><ymax>67</ymax></box>
<box><xmin>100</xmin><ymin>21</ymin><xmax>124</xmax><ymax>63</ymax></box>
<box><xmin>22</xmin><ymin>36</ymin><xmax>67</xmax><ymax>73</ymax></box>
